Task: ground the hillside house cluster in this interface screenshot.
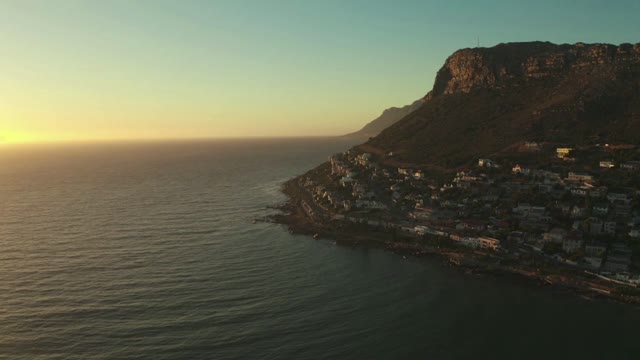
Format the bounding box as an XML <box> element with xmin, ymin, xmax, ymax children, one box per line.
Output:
<box><xmin>304</xmin><ymin>144</ymin><xmax>640</xmax><ymax>279</ymax></box>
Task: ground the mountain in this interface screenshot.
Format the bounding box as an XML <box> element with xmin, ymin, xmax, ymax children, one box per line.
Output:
<box><xmin>344</xmin><ymin>99</ymin><xmax>424</xmax><ymax>139</ymax></box>
<box><xmin>362</xmin><ymin>41</ymin><xmax>640</xmax><ymax>168</ymax></box>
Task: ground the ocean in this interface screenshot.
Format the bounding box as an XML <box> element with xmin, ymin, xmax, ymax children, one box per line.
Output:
<box><xmin>1</xmin><ymin>138</ymin><xmax>639</xmax><ymax>360</ymax></box>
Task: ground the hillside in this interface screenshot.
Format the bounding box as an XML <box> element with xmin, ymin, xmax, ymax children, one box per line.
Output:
<box><xmin>344</xmin><ymin>99</ymin><xmax>424</xmax><ymax>139</ymax></box>
<box><xmin>363</xmin><ymin>41</ymin><xmax>640</xmax><ymax>168</ymax></box>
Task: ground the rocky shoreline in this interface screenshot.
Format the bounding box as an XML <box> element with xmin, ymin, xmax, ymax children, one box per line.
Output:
<box><xmin>269</xmin><ymin>177</ymin><xmax>640</xmax><ymax>305</ymax></box>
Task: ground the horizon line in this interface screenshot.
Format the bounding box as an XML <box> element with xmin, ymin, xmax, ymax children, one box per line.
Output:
<box><xmin>0</xmin><ymin>134</ymin><xmax>356</xmax><ymax>146</ymax></box>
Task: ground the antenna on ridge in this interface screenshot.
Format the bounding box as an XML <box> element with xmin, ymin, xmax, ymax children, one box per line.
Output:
<box><xmin>477</xmin><ymin>36</ymin><xmax>480</xmax><ymax>48</ymax></box>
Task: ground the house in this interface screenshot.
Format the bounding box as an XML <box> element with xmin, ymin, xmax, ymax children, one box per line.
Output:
<box><xmin>538</xmin><ymin>184</ymin><xmax>554</xmax><ymax>193</ymax></box>
<box><xmin>584</xmin><ymin>256</ymin><xmax>603</xmax><ymax>269</ymax></box>
<box><xmin>477</xmin><ymin>237</ymin><xmax>501</xmax><ymax>250</ymax></box>
<box><xmin>607</xmin><ymin>192</ymin><xmax>631</xmax><ymax>204</ymax></box>
<box><xmin>478</xmin><ymin>158</ymin><xmax>499</xmax><ymax>168</ymax></box>
<box><xmin>585</xmin><ymin>242</ymin><xmax>607</xmax><ymax>257</ymax></box>
<box><xmin>566</xmin><ymin>172</ymin><xmax>594</xmax><ymax>183</ymax></box>
<box><xmin>519</xmin><ymin>218</ymin><xmax>551</xmax><ymax>232</ymax></box>
<box><xmin>352</xmin><ymin>183</ymin><xmax>367</xmax><ymax>196</ymax></box>
<box><xmin>620</xmin><ymin>161</ymin><xmax>640</xmax><ymax>170</ymax></box>
<box><xmin>513</xmin><ymin>203</ymin><xmax>546</xmax><ymax>218</ymax></box>
<box><xmin>543</xmin><ymin>228</ymin><xmax>567</xmax><ymax>243</ymax></box>
<box><xmin>556</xmin><ymin>202</ymin><xmax>572</xmax><ymax>215</ymax></box>
<box><xmin>599</xmin><ymin>160</ymin><xmax>615</xmax><ymax>168</ymax></box>
<box><xmin>411</xmin><ymin>207</ymin><xmax>434</xmax><ymax>220</ymax></box>
<box><xmin>346</xmin><ymin>170</ymin><xmax>359</xmax><ymax>178</ymax></box>
<box><xmin>563</xmin><ymin>232</ymin><xmax>584</xmax><ymax>254</ymax></box>
<box><xmin>452</xmin><ymin>236</ymin><xmax>481</xmax><ymax>248</ymax></box>
<box><xmin>512</xmin><ymin>164</ymin><xmax>531</xmax><ymax>175</ymax></box>
<box><xmin>570</xmin><ymin>206</ymin><xmax>586</xmax><ymax>219</ymax></box>
<box><xmin>398</xmin><ymin>168</ymin><xmax>412</xmax><ymax>176</ymax></box>
<box><xmin>339</xmin><ymin>176</ymin><xmax>355</xmax><ymax>186</ymax></box>
<box><xmin>355</xmin><ymin>200</ymin><xmax>387</xmax><ymax>210</ymax></box>
<box><xmin>592</xmin><ymin>203</ymin><xmax>609</xmax><ymax>217</ymax></box>
<box><xmin>570</xmin><ymin>187</ymin><xmax>588</xmax><ymax>197</ymax></box>
<box><xmin>508</xmin><ymin>231</ymin><xmax>526</xmax><ymax>244</ymax></box>
<box><xmin>413</xmin><ymin>171</ymin><xmax>425</xmax><ymax>180</ymax></box>
<box><xmin>535</xmin><ymin>170</ymin><xmax>563</xmax><ymax>184</ymax></box>
<box><xmin>524</xmin><ymin>142</ymin><xmax>542</xmax><ymax>151</ymax></box>
<box><xmin>602</xmin><ymin>243</ymin><xmax>632</xmax><ymax>273</ymax></box>
<box><xmin>556</xmin><ymin>147</ymin><xmax>574</xmax><ymax>159</ymax></box>
<box><xmin>614</xmin><ymin>203</ymin><xmax>632</xmax><ymax>219</ymax></box>
<box><xmin>572</xmin><ymin>220</ymin><xmax>583</xmax><ymax>231</ymax></box>
<box><xmin>456</xmin><ymin>220</ymin><xmax>486</xmax><ymax>231</ymax></box>
<box><xmin>588</xmin><ymin>186</ymin><xmax>607</xmax><ymax>198</ymax></box>
<box><xmin>603</xmin><ymin>221</ymin><xmax>616</xmax><ymax>235</ymax></box>
<box><xmin>589</xmin><ymin>218</ymin><xmax>604</xmax><ymax>235</ymax></box>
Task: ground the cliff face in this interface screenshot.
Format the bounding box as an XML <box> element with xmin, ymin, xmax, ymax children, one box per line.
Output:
<box><xmin>431</xmin><ymin>42</ymin><xmax>640</xmax><ymax>96</ymax></box>
<box><xmin>366</xmin><ymin>41</ymin><xmax>640</xmax><ymax>168</ymax></box>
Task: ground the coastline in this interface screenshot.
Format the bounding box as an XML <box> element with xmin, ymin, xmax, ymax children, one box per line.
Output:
<box><xmin>270</xmin><ymin>176</ymin><xmax>640</xmax><ymax>305</ymax></box>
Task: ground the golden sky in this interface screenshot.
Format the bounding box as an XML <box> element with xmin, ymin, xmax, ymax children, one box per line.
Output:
<box><xmin>2</xmin><ymin>0</ymin><xmax>637</xmax><ymax>143</ymax></box>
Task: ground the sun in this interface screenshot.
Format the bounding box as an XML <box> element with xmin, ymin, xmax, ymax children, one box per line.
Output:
<box><xmin>0</xmin><ymin>132</ymin><xmax>42</xmax><ymax>144</ymax></box>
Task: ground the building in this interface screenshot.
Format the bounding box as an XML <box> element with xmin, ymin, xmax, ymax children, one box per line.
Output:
<box><xmin>339</xmin><ymin>176</ymin><xmax>355</xmax><ymax>186</ymax></box>
<box><xmin>513</xmin><ymin>203</ymin><xmax>546</xmax><ymax>218</ymax></box>
<box><xmin>571</xmin><ymin>206</ymin><xmax>586</xmax><ymax>219</ymax></box>
<box><xmin>589</xmin><ymin>186</ymin><xmax>607</xmax><ymax>198</ymax></box>
<box><xmin>456</xmin><ymin>220</ymin><xmax>486</xmax><ymax>232</ymax></box>
<box><xmin>614</xmin><ymin>203</ymin><xmax>632</xmax><ymax>219</ymax></box>
<box><xmin>603</xmin><ymin>221</ymin><xmax>617</xmax><ymax>235</ymax></box>
<box><xmin>543</xmin><ymin>228</ymin><xmax>567</xmax><ymax>243</ymax></box>
<box><xmin>413</xmin><ymin>171</ymin><xmax>425</xmax><ymax>180</ymax></box>
<box><xmin>607</xmin><ymin>192</ymin><xmax>631</xmax><ymax>204</ymax></box>
<box><xmin>602</xmin><ymin>243</ymin><xmax>632</xmax><ymax>273</ymax></box>
<box><xmin>585</xmin><ymin>242</ymin><xmax>607</xmax><ymax>257</ymax></box>
<box><xmin>556</xmin><ymin>147</ymin><xmax>574</xmax><ymax>159</ymax></box>
<box><xmin>589</xmin><ymin>218</ymin><xmax>604</xmax><ymax>235</ymax></box>
<box><xmin>572</xmin><ymin>220</ymin><xmax>583</xmax><ymax>231</ymax></box>
<box><xmin>512</xmin><ymin>164</ymin><xmax>531</xmax><ymax>175</ymax></box>
<box><xmin>478</xmin><ymin>159</ymin><xmax>499</xmax><ymax>168</ymax></box>
<box><xmin>620</xmin><ymin>161</ymin><xmax>640</xmax><ymax>170</ymax></box>
<box><xmin>524</xmin><ymin>142</ymin><xmax>542</xmax><ymax>151</ymax></box>
<box><xmin>570</xmin><ymin>187</ymin><xmax>588</xmax><ymax>197</ymax></box>
<box><xmin>592</xmin><ymin>203</ymin><xmax>609</xmax><ymax>217</ymax></box>
<box><xmin>599</xmin><ymin>160</ymin><xmax>615</xmax><ymax>168</ymax></box>
<box><xmin>563</xmin><ymin>233</ymin><xmax>584</xmax><ymax>254</ymax></box>
<box><xmin>398</xmin><ymin>168</ymin><xmax>412</xmax><ymax>176</ymax></box>
<box><xmin>566</xmin><ymin>172</ymin><xmax>594</xmax><ymax>183</ymax></box>
<box><xmin>477</xmin><ymin>237</ymin><xmax>501</xmax><ymax>250</ymax></box>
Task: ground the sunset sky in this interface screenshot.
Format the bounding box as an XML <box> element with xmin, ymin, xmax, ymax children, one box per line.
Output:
<box><xmin>1</xmin><ymin>0</ymin><xmax>639</xmax><ymax>143</ymax></box>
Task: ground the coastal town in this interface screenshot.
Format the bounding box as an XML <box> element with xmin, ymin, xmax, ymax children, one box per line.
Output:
<box><xmin>280</xmin><ymin>141</ymin><xmax>640</xmax><ymax>299</ymax></box>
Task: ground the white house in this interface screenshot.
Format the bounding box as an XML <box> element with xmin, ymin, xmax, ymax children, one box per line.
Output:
<box><xmin>556</xmin><ymin>147</ymin><xmax>574</xmax><ymax>158</ymax></box>
<box><xmin>543</xmin><ymin>228</ymin><xmax>567</xmax><ymax>243</ymax></box>
<box><xmin>599</xmin><ymin>160</ymin><xmax>615</xmax><ymax>168</ymax></box>
<box><xmin>512</xmin><ymin>164</ymin><xmax>531</xmax><ymax>175</ymax></box>
<box><xmin>563</xmin><ymin>234</ymin><xmax>584</xmax><ymax>254</ymax></box>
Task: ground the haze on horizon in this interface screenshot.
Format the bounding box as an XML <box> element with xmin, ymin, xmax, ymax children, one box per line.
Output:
<box><xmin>1</xmin><ymin>0</ymin><xmax>638</xmax><ymax>144</ymax></box>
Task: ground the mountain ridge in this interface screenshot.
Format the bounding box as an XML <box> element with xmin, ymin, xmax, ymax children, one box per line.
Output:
<box><xmin>344</xmin><ymin>99</ymin><xmax>424</xmax><ymax>139</ymax></box>
<box><xmin>363</xmin><ymin>41</ymin><xmax>640</xmax><ymax>168</ymax></box>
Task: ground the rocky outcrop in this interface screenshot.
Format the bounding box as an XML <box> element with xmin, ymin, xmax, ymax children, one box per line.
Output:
<box><xmin>365</xmin><ymin>41</ymin><xmax>640</xmax><ymax>168</ymax></box>
<box><xmin>431</xmin><ymin>42</ymin><xmax>640</xmax><ymax>97</ymax></box>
